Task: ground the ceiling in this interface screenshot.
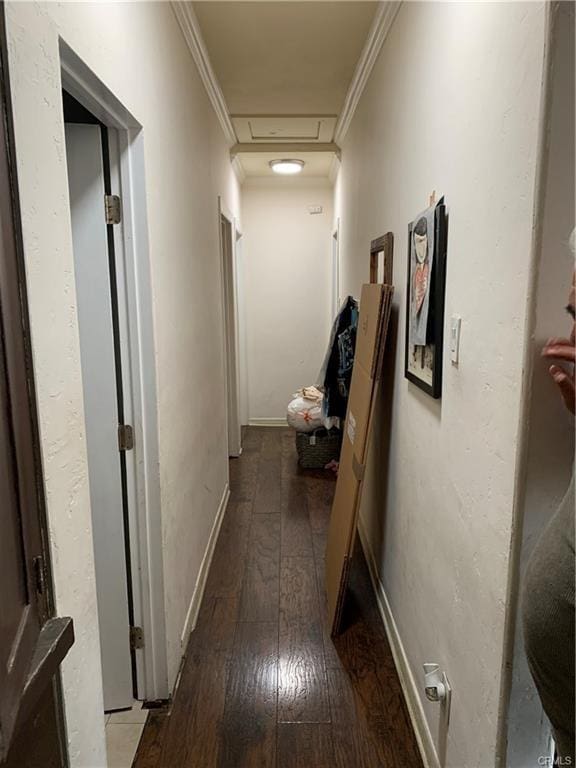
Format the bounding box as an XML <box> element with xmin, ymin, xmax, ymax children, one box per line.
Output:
<box><xmin>193</xmin><ymin>2</ymin><xmax>378</xmax><ymax>115</ymax></box>
<box><xmin>191</xmin><ymin>1</ymin><xmax>379</xmax><ymax>179</ymax></box>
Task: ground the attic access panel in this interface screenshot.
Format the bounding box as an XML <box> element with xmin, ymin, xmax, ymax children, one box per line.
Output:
<box><xmin>232</xmin><ymin>115</ymin><xmax>337</xmax><ymax>143</ymax></box>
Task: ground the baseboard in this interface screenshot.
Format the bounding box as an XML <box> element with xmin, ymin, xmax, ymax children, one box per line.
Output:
<box><xmin>248</xmin><ymin>417</ymin><xmax>287</xmax><ymax>427</ymax></box>
<box><xmin>357</xmin><ymin>519</ymin><xmax>440</xmax><ymax>768</ymax></box>
<box><xmin>180</xmin><ymin>483</ymin><xmax>230</xmax><ymax>650</ymax></box>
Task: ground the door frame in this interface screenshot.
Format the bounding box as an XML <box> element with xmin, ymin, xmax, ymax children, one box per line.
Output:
<box><xmin>218</xmin><ymin>197</ymin><xmax>242</xmax><ymax>457</ymax></box>
<box><xmin>59</xmin><ymin>41</ymin><xmax>168</xmax><ymax>701</ymax></box>
<box><xmin>331</xmin><ymin>219</ymin><xmax>340</xmax><ymax>319</ymax></box>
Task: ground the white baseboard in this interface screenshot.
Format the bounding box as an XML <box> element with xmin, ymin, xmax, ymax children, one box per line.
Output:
<box><xmin>180</xmin><ymin>483</ymin><xmax>230</xmax><ymax>650</ymax></box>
<box><xmin>248</xmin><ymin>417</ymin><xmax>287</xmax><ymax>427</ymax></box>
<box><xmin>357</xmin><ymin>518</ymin><xmax>440</xmax><ymax>768</ymax></box>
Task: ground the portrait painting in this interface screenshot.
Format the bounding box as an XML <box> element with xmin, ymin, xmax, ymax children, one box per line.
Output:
<box><xmin>404</xmin><ymin>198</ymin><xmax>447</xmax><ymax>398</ymax></box>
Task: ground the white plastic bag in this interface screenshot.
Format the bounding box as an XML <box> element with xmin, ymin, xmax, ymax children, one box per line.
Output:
<box><xmin>286</xmin><ymin>395</ymin><xmax>324</xmax><ymax>433</ymax></box>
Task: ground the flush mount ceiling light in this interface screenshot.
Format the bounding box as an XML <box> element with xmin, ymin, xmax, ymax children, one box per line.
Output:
<box><xmin>269</xmin><ymin>159</ymin><xmax>305</xmax><ymax>175</ymax></box>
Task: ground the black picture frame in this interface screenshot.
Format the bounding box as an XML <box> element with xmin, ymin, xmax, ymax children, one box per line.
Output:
<box><xmin>404</xmin><ymin>199</ymin><xmax>448</xmax><ymax>398</ymax></box>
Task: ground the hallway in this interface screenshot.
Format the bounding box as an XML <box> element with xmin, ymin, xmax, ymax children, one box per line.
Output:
<box><xmin>2</xmin><ymin>3</ymin><xmax>573</xmax><ymax>766</ymax></box>
<box><xmin>134</xmin><ymin>427</ymin><xmax>423</xmax><ymax>767</ymax></box>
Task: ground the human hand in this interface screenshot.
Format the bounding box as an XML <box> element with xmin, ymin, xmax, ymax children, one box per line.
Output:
<box><xmin>542</xmin><ymin>337</ymin><xmax>576</xmax><ymax>415</ymax></box>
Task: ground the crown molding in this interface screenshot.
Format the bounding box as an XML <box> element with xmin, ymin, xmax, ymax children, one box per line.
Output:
<box><xmin>231</xmin><ymin>155</ymin><xmax>246</xmax><ymax>184</ymax></box>
<box><xmin>334</xmin><ymin>1</ymin><xmax>402</xmax><ymax>145</ymax></box>
<box><xmin>230</xmin><ymin>142</ymin><xmax>341</xmax><ymax>157</ymax></box>
<box><xmin>172</xmin><ymin>2</ymin><xmax>237</xmax><ymax>145</ymax></box>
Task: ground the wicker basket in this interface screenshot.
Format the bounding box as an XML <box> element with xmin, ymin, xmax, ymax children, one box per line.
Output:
<box><xmin>295</xmin><ymin>428</ymin><xmax>342</xmax><ymax>469</ymax></box>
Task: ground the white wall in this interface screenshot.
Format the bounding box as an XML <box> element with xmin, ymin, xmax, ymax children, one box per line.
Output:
<box><xmin>333</xmin><ymin>3</ymin><xmax>548</xmax><ymax>766</ymax></box>
<box><xmin>242</xmin><ymin>178</ymin><xmax>333</xmax><ymax>422</ymax></box>
<box><xmin>6</xmin><ymin>2</ymin><xmax>240</xmax><ymax>765</ymax></box>
<box><xmin>236</xmin><ymin>235</ymin><xmax>250</xmax><ymax>426</ymax></box>
<box><xmin>505</xmin><ymin>4</ymin><xmax>575</xmax><ymax>764</ymax></box>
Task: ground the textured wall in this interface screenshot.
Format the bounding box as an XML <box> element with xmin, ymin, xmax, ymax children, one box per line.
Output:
<box><xmin>242</xmin><ymin>178</ymin><xmax>333</xmax><ymax>421</ymax></box>
<box><xmin>6</xmin><ymin>2</ymin><xmax>240</xmax><ymax>765</ymax></box>
<box><xmin>333</xmin><ymin>3</ymin><xmax>547</xmax><ymax>766</ymax></box>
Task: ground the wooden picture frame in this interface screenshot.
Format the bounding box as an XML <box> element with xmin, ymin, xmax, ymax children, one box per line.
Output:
<box><xmin>370</xmin><ymin>232</ymin><xmax>393</xmax><ymax>285</ymax></box>
<box><xmin>404</xmin><ymin>199</ymin><xmax>447</xmax><ymax>398</ymax></box>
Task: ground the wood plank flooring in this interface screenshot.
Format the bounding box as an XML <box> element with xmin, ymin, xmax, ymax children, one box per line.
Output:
<box><xmin>133</xmin><ymin>427</ymin><xmax>423</xmax><ymax>768</ymax></box>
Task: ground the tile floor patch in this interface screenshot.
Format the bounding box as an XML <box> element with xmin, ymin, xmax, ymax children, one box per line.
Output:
<box><xmin>108</xmin><ymin>700</ymin><xmax>148</xmax><ymax>725</ymax></box>
<box><xmin>105</xmin><ymin>704</ymin><xmax>147</xmax><ymax>767</ymax></box>
<box><xmin>105</xmin><ymin>723</ymin><xmax>145</xmax><ymax>768</ymax></box>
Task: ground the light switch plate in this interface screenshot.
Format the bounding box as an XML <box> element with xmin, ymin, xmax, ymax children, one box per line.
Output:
<box><xmin>450</xmin><ymin>315</ymin><xmax>461</xmax><ymax>364</ymax></box>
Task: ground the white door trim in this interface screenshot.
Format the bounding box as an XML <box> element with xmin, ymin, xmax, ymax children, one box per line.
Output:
<box><xmin>60</xmin><ymin>40</ymin><xmax>168</xmax><ymax>701</ymax></box>
<box><xmin>218</xmin><ymin>197</ymin><xmax>242</xmax><ymax>457</ymax></box>
<box><xmin>332</xmin><ymin>219</ymin><xmax>341</xmax><ymax>319</ymax></box>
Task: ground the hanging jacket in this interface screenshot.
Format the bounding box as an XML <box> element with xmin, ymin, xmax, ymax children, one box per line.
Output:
<box><xmin>317</xmin><ymin>296</ymin><xmax>359</xmax><ymax>419</ymax></box>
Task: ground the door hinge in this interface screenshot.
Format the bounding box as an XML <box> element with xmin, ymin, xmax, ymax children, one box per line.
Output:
<box><xmin>104</xmin><ymin>194</ymin><xmax>121</xmax><ymax>225</ymax></box>
<box><xmin>130</xmin><ymin>626</ymin><xmax>144</xmax><ymax>650</ymax></box>
<box><xmin>33</xmin><ymin>555</ymin><xmax>46</xmax><ymax>595</ymax></box>
<box><xmin>118</xmin><ymin>424</ymin><xmax>134</xmax><ymax>451</ymax></box>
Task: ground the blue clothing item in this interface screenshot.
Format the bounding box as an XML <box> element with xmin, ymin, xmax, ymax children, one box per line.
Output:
<box><xmin>337</xmin><ymin>326</ymin><xmax>356</xmax><ymax>397</ymax></box>
<box><xmin>317</xmin><ymin>296</ymin><xmax>358</xmax><ymax>419</ymax></box>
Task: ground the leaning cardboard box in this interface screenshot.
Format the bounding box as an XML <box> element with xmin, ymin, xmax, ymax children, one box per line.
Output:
<box><xmin>325</xmin><ymin>282</ymin><xmax>394</xmax><ymax>636</ymax></box>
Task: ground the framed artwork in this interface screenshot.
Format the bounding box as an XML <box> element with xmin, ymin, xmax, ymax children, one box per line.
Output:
<box><xmin>369</xmin><ymin>232</ymin><xmax>393</xmax><ymax>285</ymax></box>
<box><xmin>404</xmin><ymin>197</ymin><xmax>448</xmax><ymax>398</ymax></box>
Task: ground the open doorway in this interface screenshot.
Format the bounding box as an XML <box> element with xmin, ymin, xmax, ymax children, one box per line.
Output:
<box><xmin>63</xmin><ymin>92</ymin><xmax>135</xmax><ymax>712</ymax></box>
<box><xmin>58</xmin><ymin>41</ymin><xmax>168</xmax><ymax>723</ymax></box>
<box><xmin>220</xmin><ymin>203</ymin><xmax>242</xmax><ymax>457</ymax></box>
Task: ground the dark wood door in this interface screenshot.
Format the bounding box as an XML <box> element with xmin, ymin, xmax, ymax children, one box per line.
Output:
<box><xmin>0</xmin><ymin>4</ymin><xmax>72</xmax><ymax>765</ymax></box>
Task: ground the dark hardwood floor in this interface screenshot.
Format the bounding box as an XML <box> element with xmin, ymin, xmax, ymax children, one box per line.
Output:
<box><xmin>133</xmin><ymin>427</ymin><xmax>423</xmax><ymax>768</ymax></box>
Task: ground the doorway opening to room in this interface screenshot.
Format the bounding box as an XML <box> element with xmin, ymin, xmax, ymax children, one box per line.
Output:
<box><xmin>220</xmin><ymin>203</ymin><xmax>243</xmax><ymax>457</ymax></box>
<box><xmin>63</xmin><ymin>90</ymin><xmax>136</xmax><ymax>713</ymax></box>
<box><xmin>59</xmin><ymin>41</ymin><xmax>167</xmax><ymax>720</ymax></box>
